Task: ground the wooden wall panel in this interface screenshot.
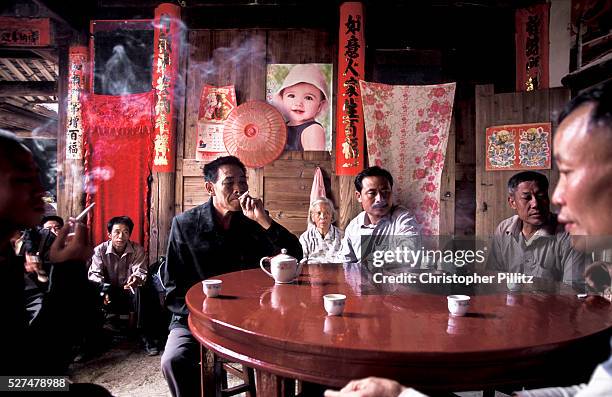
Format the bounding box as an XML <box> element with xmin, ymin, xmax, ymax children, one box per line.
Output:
<box><xmin>177</xmin><ymin>28</ymin><xmax>336</xmax><ymax>237</ymax></box>
<box><xmin>475</xmin><ymin>85</ymin><xmax>570</xmax><ymax>237</ymax></box>
<box><xmin>439</xmin><ymin>116</ymin><xmax>455</xmax><ymax>236</ymax></box>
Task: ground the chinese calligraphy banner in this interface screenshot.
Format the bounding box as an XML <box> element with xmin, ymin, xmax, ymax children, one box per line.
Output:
<box><xmin>336</xmin><ymin>2</ymin><xmax>365</xmax><ymax>175</ymax></box>
<box><xmin>0</xmin><ymin>17</ymin><xmax>51</xmax><ymax>46</ymax></box>
<box><xmin>486</xmin><ymin>122</ymin><xmax>551</xmax><ymax>171</ymax></box>
<box><xmin>360</xmin><ymin>81</ymin><xmax>456</xmax><ymax>235</ymax></box>
<box><xmin>152</xmin><ymin>3</ymin><xmax>181</xmax><ymax>172</ymax></box>
<box><xmin>66</xmin><ymin>46</ymin><xmax>88</xmax><ymax>160</ymax></box>
<box><xmin>196</xmin><ymin>85</ymin><xmax>236</xmax><ymax>162</ymax></box>
<box><xmin>516</xmin><ymin>4</ymin><xmax>549</xmax><ymax>91</ymax></box>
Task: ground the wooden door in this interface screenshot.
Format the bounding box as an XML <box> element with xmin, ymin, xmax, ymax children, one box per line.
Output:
<box><xmin>475</xmin><ymin>85</ymin><xmax>570</xmax><ymax>237</ymax></box>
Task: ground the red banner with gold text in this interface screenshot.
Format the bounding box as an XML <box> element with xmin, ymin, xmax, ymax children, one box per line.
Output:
<box><xmin>152</xmin><ymin>3</ymin><xmax>181</xmax><ymax>172</ymax></box>
<box><xmin>335</xmin><ymin>2</ymin><xmax>365</xmax><ymax>175</ymax></box>
<box><xmin>516</xmin><ymin>4</ymin><xmax>549</xmax><ymax>92</ymax></box>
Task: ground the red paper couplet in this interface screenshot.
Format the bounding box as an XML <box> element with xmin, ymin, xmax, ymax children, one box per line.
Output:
<box><xmin>335</xmin><ymin>2</ymin><xmax>366</xmax><ymax>175</ymax></box>
<box><xmin>515</xmin><ymin>4</ymin><xmax>549</xmax><ymax>92</ymax></box>
<box><xmin>152</xmin><ymin>3</ymin><xmax>181</xmax><ymax>172</ymax></box>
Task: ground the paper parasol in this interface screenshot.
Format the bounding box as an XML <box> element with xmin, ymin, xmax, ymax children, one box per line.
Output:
<box><xmin>223</xmin><ymin>101</ymin><xmax>287</xmax><ymax>168</ymax></box>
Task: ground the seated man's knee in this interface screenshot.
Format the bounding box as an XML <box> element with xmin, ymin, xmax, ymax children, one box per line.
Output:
<box><xmin>161</xmin><ymin>329</ymin><xmax>198</xmax><ymax>375</ymax></box>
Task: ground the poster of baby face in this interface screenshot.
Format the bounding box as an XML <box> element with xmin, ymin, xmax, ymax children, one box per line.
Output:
<box><xmin>266</xmin><ymin>63</ymin><xmax>333</xmax><ymax>152</ymax></box>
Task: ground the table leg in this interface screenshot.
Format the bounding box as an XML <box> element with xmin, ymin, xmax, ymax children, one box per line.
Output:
<box><xmin>256</xmin><ymin>370</ymin><xmax>295</xmax><ymax>397</ymax></box>
<box><xmin>200</xmin><ymin>346</ymin><xmax>222</xmax><ymax>397</ymax></box>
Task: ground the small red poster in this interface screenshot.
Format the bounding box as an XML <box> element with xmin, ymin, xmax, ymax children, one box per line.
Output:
<box><xmin>486</xmin><ymin>122</ymin><xmax>551</xmax><ymax>171</ymax></box>
<box><xmin>0</xmin><ymin>18</ymin><xmax>51</xmax><ymax>46</ymax></box>
<box><xmin>196</xmin><ymin>85</ymin><xmax>237</xmax><ymax>162</ymax></box>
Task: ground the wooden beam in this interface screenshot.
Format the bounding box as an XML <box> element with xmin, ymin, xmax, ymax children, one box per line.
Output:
<box><xmin>0</xmin><ymin>108</ymin><xmax>55</xmax><ymax>130</ymax></box>
<box><xmin>13</xmin><ymin>129</ymin><xmax>56</xmax><ymax>139</ymax></box>
<box><xmin>0</xmin><ymin>81</ymin><xmax>57</xmax><ymax>96</ymax></box>
<box><xmin>31</xmin><ymin>59</ymin><xmax>56</xmax><ymax>80</ymax></box>
<box><xmin>31</xmin><ymin>49</ymin><xmax>59</xmax><ymax>65</ymax></box>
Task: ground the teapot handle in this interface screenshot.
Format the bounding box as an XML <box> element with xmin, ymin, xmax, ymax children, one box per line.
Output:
<box><xmin>260</xmin><ymin>257</ymin><xmax>273</xmax><ymax>278</ymax></box>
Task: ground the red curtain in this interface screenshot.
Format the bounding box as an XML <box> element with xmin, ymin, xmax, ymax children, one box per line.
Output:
<box><xmin>82</xmin><ymin>91</ymin><xmax>154</xmax><ymax>249</ymax></box>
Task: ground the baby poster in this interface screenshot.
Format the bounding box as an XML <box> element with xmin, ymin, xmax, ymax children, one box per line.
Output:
<box><xmin>196</xmin><ymin>85</ymin><xmax>236</xmax><ymax>162</ymax></box>
<box><xmin>266</xmin><ymin>63</ymin><xmax>333</xmax><ymax>152</ymax></box>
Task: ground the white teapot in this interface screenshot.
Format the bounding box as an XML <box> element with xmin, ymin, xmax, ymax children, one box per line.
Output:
<box><xmin>260</xmin><ymin>249</ymin><xmax>302</xmax><ymax>284</ymax></box>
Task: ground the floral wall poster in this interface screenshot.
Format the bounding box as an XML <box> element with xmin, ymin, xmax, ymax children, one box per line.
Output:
<box><xmin>266</xmin><ymin>63</ymin><xmax>333</xmax><ymax>152</ymax></box>
<box><xmin>196</xmin><ymin>85</ymin><xmax>237</xmax><ymax>162</ymax></box>
<box><xmin>485</xmin><ymin>122</ymin><xmax>551</xmax><ymax>171</ymax></box>
<box><xmin>360</xmin><ymin>81</ymin><xmax>456</xmax><ymax>236</ymax></box>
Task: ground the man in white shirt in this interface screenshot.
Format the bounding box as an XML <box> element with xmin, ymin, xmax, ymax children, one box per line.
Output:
<box><xmin>340</xmin><ymin>166</ymin><xmax>419</xmax><ymax>267</ymax></box>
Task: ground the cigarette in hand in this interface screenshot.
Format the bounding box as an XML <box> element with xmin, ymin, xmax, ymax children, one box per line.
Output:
<box><xmin>238</xmin><ymin>190</ymin><xmax>250</xmax><ymax>200</ymax></box>
<box><xmin>129</xmin><ymin>286</ymin><xmax>135</xmax><ymax>294</ymax></box>
<box><xmin>75</xmin><ymin>202</ymin><xmax>95</xmax><ymax>222</ymax></box>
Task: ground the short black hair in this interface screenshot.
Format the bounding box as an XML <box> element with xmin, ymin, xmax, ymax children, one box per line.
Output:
<box><xmin>41</xmin><ymin>215</ymin><xmax>64</xmax><ymax>228</ymax></box>
<box><xmin>558</xmin><ymin>81</ymin><xmax>612</xmax><ymax>131</ymax></box>
<box><xmin>507</xmin><ymin>171</ymin><xmax>549</xmax><ymax>195</ymax></box>
<box><xmin>107</xmin><ymin>216</ymin><xmax>134</xmax><ymax>234</ymax></box>
<box><xmin>354</xmin><ymin>166</ymin><xmax>394</xmax><ymax>192</ymax></box>
<box><xmin>202</xmin><ymin>156</ymin><xmax>247</xmax><ymax>183</ymax></box>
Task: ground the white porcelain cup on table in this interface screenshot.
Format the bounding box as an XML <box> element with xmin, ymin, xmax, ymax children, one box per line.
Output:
<box><xmin>447</xmin><ymin>294</ymin><xmax>470</xmax><ymax>316</ymax></box>
<box><xmin>323</xmin><ymin>293</ymin><xmax>346</xmax><ymax>316</ymax></box>
<box><xmin>202</xmin><ymin>279</ymin><xmax>222</xmax><ymax>298</ymax></box>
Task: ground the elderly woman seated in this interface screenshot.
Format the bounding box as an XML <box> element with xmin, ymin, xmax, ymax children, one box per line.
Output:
<box><xmin>300</xmin><ymin>197</ymin><xmax>343</xmax><ymax>263</ymax></box>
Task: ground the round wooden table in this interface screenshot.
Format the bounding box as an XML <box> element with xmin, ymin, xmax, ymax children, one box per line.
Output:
<box><xmin>187</xmin><ymin>264</ymin><xmax>612</xmax><ymax>395</ymax></box>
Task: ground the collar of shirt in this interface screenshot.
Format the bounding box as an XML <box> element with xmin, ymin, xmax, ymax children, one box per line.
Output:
<box><xmin>104</xmin><ymin>240</ymin><xmax>135</xmax><ymax>257</ymax></box>
<box><xmin>313</xmin><ymin>225</ymin><xmax>337</xmax><ymax>242</ymax></box>
<box><xmin>359</xmin><ymin>206</ymin><xmax>399</xmax><ymax>229</ymax></box>
<box><xmin>503</xmin><ymin>214</ymin><xmax>560</xmax><ymax>244</ymax></box>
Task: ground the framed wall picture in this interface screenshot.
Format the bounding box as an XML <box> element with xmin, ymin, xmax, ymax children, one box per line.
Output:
<box><xmin>266</xmin><ymin>63</ymin><xmax>333</xmax><ymax>152</ymax></box>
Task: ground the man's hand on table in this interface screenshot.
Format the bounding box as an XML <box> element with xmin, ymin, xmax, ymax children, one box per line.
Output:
<box><xmin>324</xmin><ymin>377</ymin><xmax>407</xmax><ymax>397</ymax></box>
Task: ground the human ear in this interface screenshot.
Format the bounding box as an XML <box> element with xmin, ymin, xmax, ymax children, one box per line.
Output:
<box><xmin>205</xmin><ymin>181</ymin><xmax>216</xmax><ymax>196</ymax></box>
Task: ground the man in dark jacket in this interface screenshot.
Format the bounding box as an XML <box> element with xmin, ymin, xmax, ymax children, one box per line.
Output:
<box><xmin>0</xmin><ymin>130</ymin><xmax>93</xmax><ymax>376</ymax></box>
<box><xmin>160</xmin><ymin>155</ymin><xmax>302</xmax><ymax>397</ymax></box>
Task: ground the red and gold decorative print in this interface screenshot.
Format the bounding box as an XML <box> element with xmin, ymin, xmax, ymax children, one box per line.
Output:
<box><xmin>0</xmin><ymin>17</ymin><xmax>51</xmax><ymax>46</ymax></box>
<box><xmin>516</xmin><ymin>4</ymin><xmax>549</xmax><ymax>91</ymax></box>
<box><xmin>152</xmin><ymin>3</ymin><xmax>181</xmax><ymax>172</ymax></box>
<box><xmin>335</xmin><ymin>2</ymin><xmax>365</xmax><ymax>175</ymax></box>
<box><xmin>486</xmin><ymin>122</ymin><xmax>552</xmax><ymax>171</ymax></box>
<box><xmin>66</xmin><ymin>46</ymin><xmax>88</xmax><ymax>160</ymax></box>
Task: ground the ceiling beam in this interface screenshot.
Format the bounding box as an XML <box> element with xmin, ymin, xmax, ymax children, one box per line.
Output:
<box><xmin>13</xmin><ymin>129</ymin><xmax>57</xmax><ymax>140</ymax></box>
<box><xmin>0</xmin><ymin>108</ymin><xmax>55</xmax><ymax>131</ymax></box>
<box><xmin>0</xmin><ymin>81</ymin><xmax>57</xmax><ymax>97</ymax></box>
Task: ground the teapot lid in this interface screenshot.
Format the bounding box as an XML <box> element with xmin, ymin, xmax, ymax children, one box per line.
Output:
<box><xmin>273</xmin><ymin>248</ymin><xmax>296</xmax><ymax>263</ymax></box>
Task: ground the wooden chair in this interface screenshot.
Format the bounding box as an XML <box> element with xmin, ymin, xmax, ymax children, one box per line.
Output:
<box><xmin>201</xmin><ymin>346</ymin><xmax>256</xmax><ymax>397</ymax></box>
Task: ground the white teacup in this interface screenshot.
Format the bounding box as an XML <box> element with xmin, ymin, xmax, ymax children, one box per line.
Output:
<box><xmin>202</xmin><ymin>279</ymin><xmax>222</xmax><ymax>298</ymax></box>
<box><xmin>323</xmin><ymin>293</ymin><xmax>346</xmax><ymax>316</ymax></box>
<box><xmin>447</xmin><ymin>294</ymin><xmax>470</xmax><ymax>316</ymax></box>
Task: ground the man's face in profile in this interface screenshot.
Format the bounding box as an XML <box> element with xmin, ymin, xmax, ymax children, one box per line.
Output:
<box><xmin>553</xmin><ymin>103</ymin><xmax>612</xmax><ymax>249</ymax></box>
<box><xmin>0</xmin><ymin>147</ymin><xmax>45</xmax><ymax>230</ymax></box>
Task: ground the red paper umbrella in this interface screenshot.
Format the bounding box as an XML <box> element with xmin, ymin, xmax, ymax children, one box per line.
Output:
<box><xmin>223</xmin><ymin>101</ymin><xmax>287</xmax><ymax>168</ymax></box>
